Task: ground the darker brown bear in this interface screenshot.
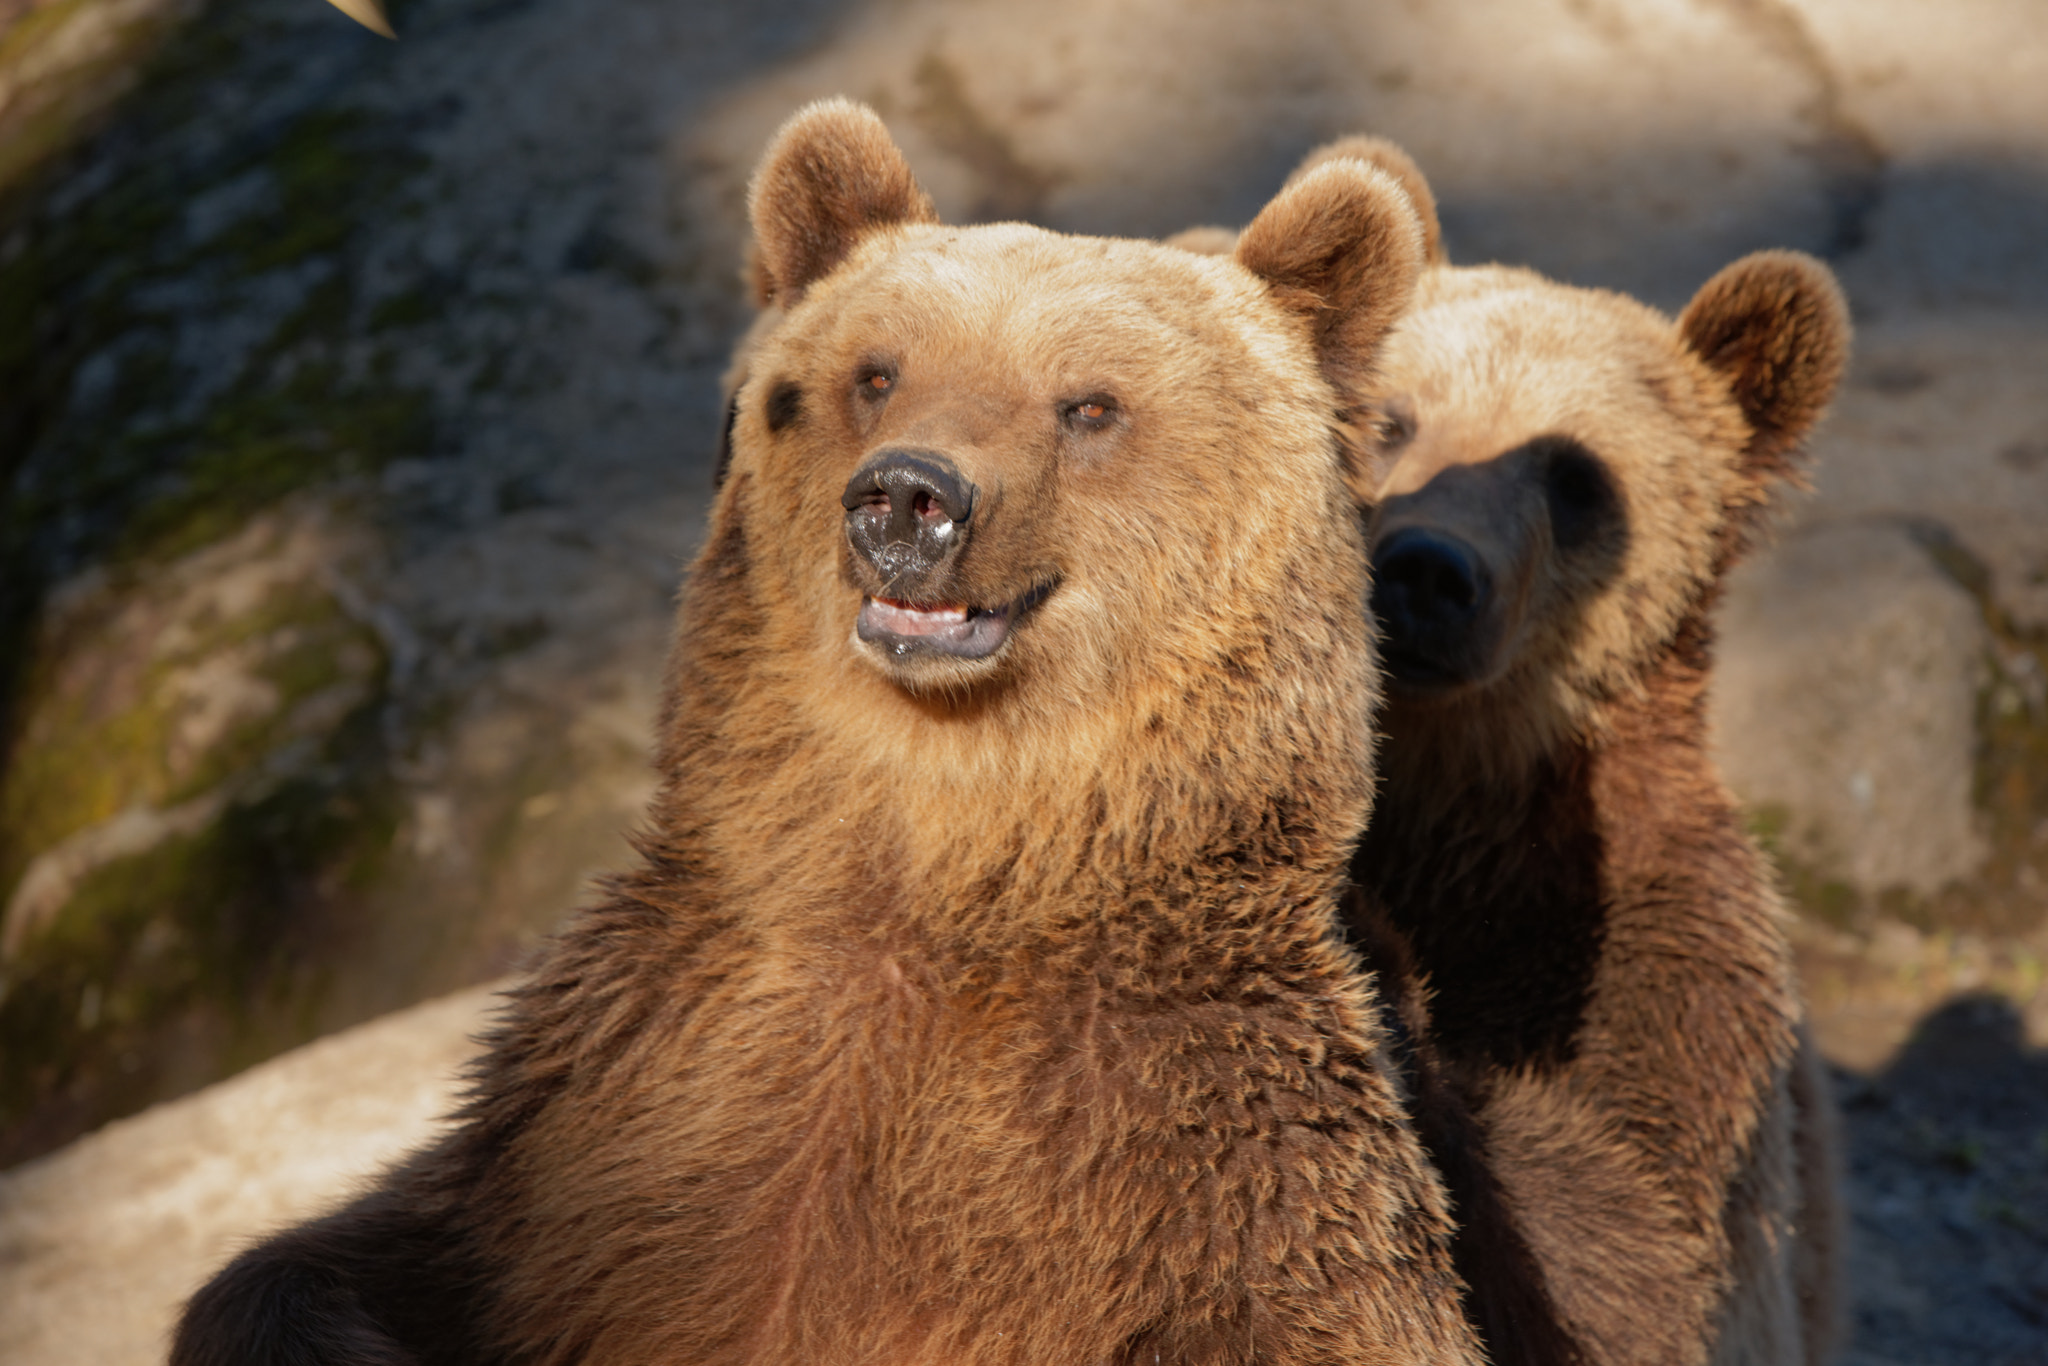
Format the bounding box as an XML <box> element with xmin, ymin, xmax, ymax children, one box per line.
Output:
<box><xmin>170</xmin><ymin>102</ymin><xmax>1488</xmax><ymax>1366</ymax></box>
<box><xmin>1306</xmin><ymin>138</ymin><xmax>1851</xmax><ymax>1366</ymax></box>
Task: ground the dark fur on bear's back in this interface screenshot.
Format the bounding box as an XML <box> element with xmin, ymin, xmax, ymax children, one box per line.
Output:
<box><xmin>174</xmin><ymin>103</ymin><xmax>1486</xmax><ymax>1366</ymax></box>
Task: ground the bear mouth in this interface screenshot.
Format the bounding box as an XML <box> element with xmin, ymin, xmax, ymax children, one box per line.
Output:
<box><xmin>857</xmin><ymin>580</ymin><xmax>1056</xmax><ymax>661</ymax></box>
<box><xmin>1378</xmin><ymin>644</ymin><xmax>1474</xmax><ymax>691</ymax></box>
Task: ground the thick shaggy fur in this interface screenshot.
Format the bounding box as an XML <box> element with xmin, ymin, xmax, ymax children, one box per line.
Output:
<box><xmin>172</xmin><ymin>103</ymin><xmax>1488</xmax><ymax>1366</ymax></box>
<box><xmin>1321</xmin><ymin>142</ymin><xmax>1851</xmax><ymax>1366</ymax></box>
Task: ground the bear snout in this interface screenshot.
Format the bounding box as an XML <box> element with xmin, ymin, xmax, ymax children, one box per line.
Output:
<box><xmin>1372</xmin><ymin>525</ymin><xmax>1498</xmax><ymax>689</ymax></box>
<box><xmin>842</xmin><ymin>449</ymin><xmax>978</xmax><ymax>592</ymax></box>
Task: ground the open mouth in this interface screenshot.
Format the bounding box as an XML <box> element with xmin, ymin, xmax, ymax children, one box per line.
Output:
<box><xmin>857</xmin><ymin>581</ymin><xmax>1055</xmax><ymax>661</ymax></box>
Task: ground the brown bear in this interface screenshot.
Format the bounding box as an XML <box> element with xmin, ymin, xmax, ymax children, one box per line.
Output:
<box><xmin>1285</xmin><ymin>138</ymin><xmax>1850</xmax><ymax>1366</ymax></box>
<box><xmin>170</xmin><ymin>102</ymin><xmax>1492</xmax><ymax>1366</ymax></box>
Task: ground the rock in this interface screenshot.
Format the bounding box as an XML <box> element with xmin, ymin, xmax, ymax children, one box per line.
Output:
<box><xmin>0</xmin><ymin>981</ymin><xmax>495</xmax><ymax>1366</ymax></box>
<box><xmin>1711</xmin><ymin>519</ymin><xmax>1992</xmax><ymax>901</ymax></box>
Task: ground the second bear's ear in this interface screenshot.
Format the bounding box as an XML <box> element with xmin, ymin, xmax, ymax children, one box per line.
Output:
<box><xmin>1235</xmin><ymin>160</ymin><xmax>1426</xmax><ymax>397</ymax></box>
<box><xmin>1284</xmin><ymin>134</ymin><xmax>1445</xmax><ymax>266</ymax></box>
<box><xmin>747</xmin><ymin>99</ymin><xmax>939</xmax><ymax>308</ymax></box>
<box><xmin>1678</xmin><ymin>250</ymin><xmax>1850</xmax><ymax>483</ymax></box>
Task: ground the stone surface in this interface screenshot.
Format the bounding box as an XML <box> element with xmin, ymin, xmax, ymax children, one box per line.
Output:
<box><xmin>0</xmin><ymin>981</ymin><xmax>495</xmax><ymax>1366</ymax></box>
<box><xmin>1711</xmin><ymin>519</ymin><xmax>1991</xmax><ymax>898</ymax></box>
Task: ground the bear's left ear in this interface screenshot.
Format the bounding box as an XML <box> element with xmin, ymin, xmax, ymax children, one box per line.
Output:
<box><xmin>1234</xmin><ymin>159</ymin><xmax>1426</xmax><ymax>397</ymax></box>
<box><xmin>1678</xmin><ymin>250</ymin><xmax>1850</xmax><ymax>483</ymax></box>
<box><xmin>747</xmin><ymin>99</ymin><xmax>939</xmax><ymax>308</ymax></box>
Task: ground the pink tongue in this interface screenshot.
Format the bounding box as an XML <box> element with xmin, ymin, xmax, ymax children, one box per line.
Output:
<box><xmin>869</xmin><ymin>598</ymin><xmax>970</xmax><ymax>637</ymax></box>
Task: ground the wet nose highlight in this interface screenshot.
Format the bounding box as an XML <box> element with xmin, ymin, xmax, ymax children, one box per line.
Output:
<box><xmin>842</xmin><ymin>451</ymin><xmax>978</xmax><ymax>585</ymax></box>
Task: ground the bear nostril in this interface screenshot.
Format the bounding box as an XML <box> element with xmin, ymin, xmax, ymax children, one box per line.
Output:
<box><xmin>842</xmin><ymin>450</ymin><xmax>979</xmax><ymax>583</ymax></box>
<box><xmin>841</xmin><ymin>451</ymin><xmax>976</xmax><ymax>529</ymax></box>
<box><xmin>1426</xmin><ymin>557</ymin><xmax>1477</xmax><ymax>611</ymax></box>
<box><xmin>1373</xmin><ymin>528</ymin><xmax>1489</xmax><ymax>629</ymax></box>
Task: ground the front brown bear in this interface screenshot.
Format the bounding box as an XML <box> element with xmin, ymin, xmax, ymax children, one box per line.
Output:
<box><xmin>170</xmin><ymin>102</ymin><xmax>1489</xmax><ymax>1366</ymax></box>
<box><xmin>1303</xmin><ymin>139</ymin><xmax>1850</xmax><ymax>1366</ymax></box>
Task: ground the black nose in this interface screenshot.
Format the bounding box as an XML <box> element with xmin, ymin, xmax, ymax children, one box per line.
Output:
<box><xmin>842</xmin><ymin>450</ymin><xmax>978</xmax><ymax>589</ymax></box>
<box><xmin>1372</xmin><ymin>527</ymin><xmax>1491</xmax><ymax>679</ymax></box>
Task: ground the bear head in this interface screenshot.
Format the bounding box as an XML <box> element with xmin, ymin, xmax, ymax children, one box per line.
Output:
<box><xmin>1331</xmin><ymin>148</ymin><xmax>1848</xmax><ymax>779</ymax></box>
<box><xmin>666</xmin><ymin>100</ymin><xmax>1428</xmax><ymax>892</ymax></box>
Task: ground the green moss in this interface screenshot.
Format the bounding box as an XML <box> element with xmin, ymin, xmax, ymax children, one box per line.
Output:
<box><xmin>118</xmin><ymin>370</ymin><xmax>433</xmax><ymax>566</ymax></box>
<box><xmin>1956</xmin><ymin>633</ymin><xmax>2048</xmax><ymax>936</ymax></box>
<box><xmin>1754</xmin><ymin>526</ymin><xmax>2048</xmax><ymax>940</ymax></box>
<box><xmin>209</xmin><ymin>111</ymin><xmax>422</xmax><ymax>277</ymax></box>
<box><xmin>1745</xmin><ymin>800</ymin><xmax>1864</xmax><ymax>931</ymax></box>
<box><xmin>1896</xmin><ymin>523</ymin><xmax>2048</xmax><ymax>935</ymax></box>
<box><xmin>1</xmin><ymin>16</ymin><xmax>434</xmax><ymax>736</ymax></box>
<box><xmin>0</xmin><ymin>563</ymin><xmax>387</xmax><ymax>914</ymax></box>
<box><xmin>0</xmin><ymin>733</ymin><xmax>402</xmax><ymax>1162</ymax></box>
<box><xmin>0</xmin><ymin>0</ymin><xmax>450</xmax><ymax>1164</ymax></box>
<box><xmin>368</xmin><ymin>285</ymin><xmax>439</xmax><ymax>331</ymax></box>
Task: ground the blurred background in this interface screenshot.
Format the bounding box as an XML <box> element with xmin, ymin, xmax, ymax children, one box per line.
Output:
<box><xmin>0</xmin><ymin>0</ymin><xmax>2043</xmax><ymax>1361</ymax></box>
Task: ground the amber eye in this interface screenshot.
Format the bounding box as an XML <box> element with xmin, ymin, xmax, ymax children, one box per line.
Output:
<box><xmin>1063</xmin><ymin>394</ymin><xmax>1119</xmax><ymax>431</ymax></box>
<box><xmin>857</xmin><ymin>367</ymin><xmax>895</xmax><ymax>398</ymax></box>
<box><xmin>867</xmin><ymin>373</ymin><xmax>892</xmax><ymax>392</ymax></box>
<box><xmin>1368</xmin><ymin>397</ymin><xmax>1417</xmax><ymax>450</ymax></box>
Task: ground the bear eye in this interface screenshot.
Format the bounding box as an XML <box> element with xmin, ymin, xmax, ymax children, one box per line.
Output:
<box><xmin>1063</xmin><ymin>393</ymin><xmax>1120</xmax><ymax>431</ymax></box>
<box><xmin>856</xmin><ymin>365</ymin><xmax>896</xmax><ymax>399</ymax></box>
<box><xmin>1534</xmin><ymin>435</ymin><xmax>1618</xmax><ymax>551</ymax></box>
<box><xmin>1367</xmin><ymin>401</ymin><xmax>1417</xmax><ymax>451</ymax></box>
<box><xmin>764</xmin><ymin>379</ymin><xmax>803</xmax><ymax>433</ymax></box>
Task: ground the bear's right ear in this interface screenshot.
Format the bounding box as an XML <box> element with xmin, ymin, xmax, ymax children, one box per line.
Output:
<box><xmin>1678</xmin><ymin>250</ymin><xmax>1850</xmax><ymax>484</ymax></box>
<box><xmin>747</xmin><ymin>99</ymin><xmax>939</xmax><ymax>308</ymax></box>
<box><xmin>1234</xmin><ymin>159</ymin><xmax>1426</xmax><ymax>396</ymax></box>
<box><xmin>1283</xmin><ymin>134</ymin><xmax>1445</xmax><ymax>266</ymax></box>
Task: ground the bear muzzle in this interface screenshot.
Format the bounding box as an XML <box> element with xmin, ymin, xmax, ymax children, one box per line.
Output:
<box><xmin>842</xmin><ymin>449</ymin><xmax>977</xmax><ymax>588</ymax></box>
<box><xmin>842</xmin><ymin>448</ymin><xmax>1055</xmax><ymax>664</ymax></box>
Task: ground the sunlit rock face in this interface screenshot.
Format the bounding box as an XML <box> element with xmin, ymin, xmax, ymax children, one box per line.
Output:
<box><xmin>0</xmin><ymin>981</ymin><xmax>493</xmax><ymax>1366</ymax></box>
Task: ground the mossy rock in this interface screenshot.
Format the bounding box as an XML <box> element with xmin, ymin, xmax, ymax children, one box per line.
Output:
<box><xmin>0</xmin><ymin>501</ymin><xmax>398</xmax><ymax>1164</ymax></box>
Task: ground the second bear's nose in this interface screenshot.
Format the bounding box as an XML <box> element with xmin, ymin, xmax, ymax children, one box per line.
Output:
<box><xmin>842</xmin><ymin>450</ymin><xmax>978</xmax><ymax>585</ymax></box>
<box><xmin>1372</xmin><ymin>527</ymin><xmax>1492</xmax><ymax>678</ymax></box>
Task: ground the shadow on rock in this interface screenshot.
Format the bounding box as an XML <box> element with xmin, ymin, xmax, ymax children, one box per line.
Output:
<box><xmin>1835</xmin><ymin>993</ymin><xmax>2048</xmax><ymax>1366</ymax></box>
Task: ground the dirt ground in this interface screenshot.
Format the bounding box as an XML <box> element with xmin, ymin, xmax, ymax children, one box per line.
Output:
<box><xmin>0</xmin><ymin>0</ymin><xmax>2044</xmax><ymax>1361</ymax></box>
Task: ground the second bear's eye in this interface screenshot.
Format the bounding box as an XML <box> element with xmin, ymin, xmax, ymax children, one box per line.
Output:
<box><xmin>856</xmin><ymin>366</ymin><xmax>896</xmax><ymax>399</ymax></box>
<box><xmin>1535</xmin><ymin>435</ymin><xmax>1619</xmax><ymax>551</ymax></box>
<box><xmin>1368</xmin><ymin>402</ymin><xmax>1417</xmax><ymax>450</ymax></box>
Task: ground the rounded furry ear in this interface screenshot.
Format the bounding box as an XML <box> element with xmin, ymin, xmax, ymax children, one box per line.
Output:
<box><xmin>1235</xmin><ymin>159</ymin><xmax>1426</xmax><ymax>396</ymax></box>
<box><xmin>747</xmin><ymin>99</ymin><xmax>939</xmax><ymax>307</ymax></box>
<box><xmin>1678</xmin><ymin>250</ymin><xmax>1850</xmax><ymax>480</ymax></box>
<box><xmin>1284</xmin><ymin>135</ymin><xmax>1445</xmax><ymax>266</ymax></box>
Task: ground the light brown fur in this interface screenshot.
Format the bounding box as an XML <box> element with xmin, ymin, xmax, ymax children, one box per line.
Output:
<box><xmin>172</xmin><ymin>104</ymin><xmax>1488</xmax><ymax>1366</ymax></box>
<box><xmin>1323</xmin><ymin>141</ymin><xmax>1850</xmax><ymax>1366</ymax></box>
